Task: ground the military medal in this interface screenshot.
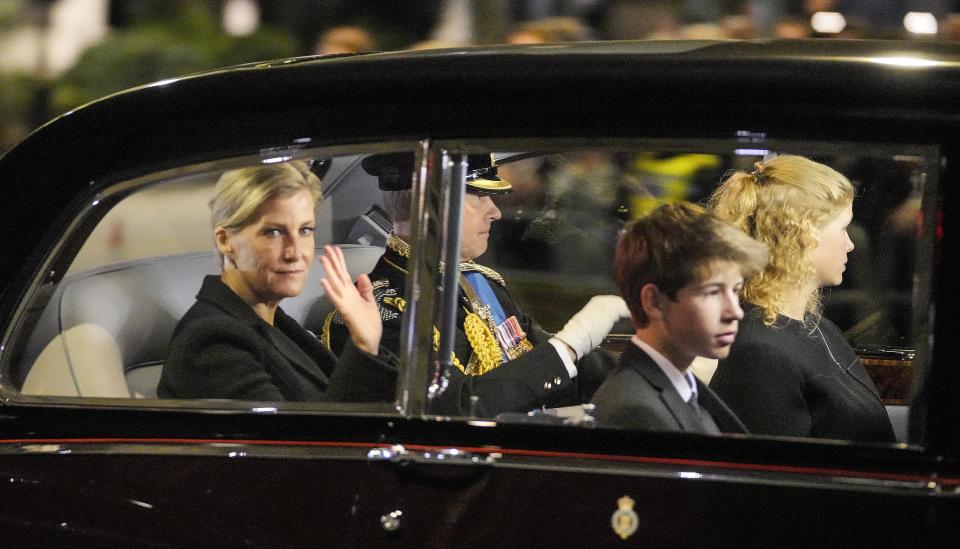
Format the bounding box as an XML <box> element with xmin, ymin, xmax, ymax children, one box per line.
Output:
<box><xmin>495</xmin><ymin>315</ymin><xmax>533</xmax><ymax>360</ymax></box>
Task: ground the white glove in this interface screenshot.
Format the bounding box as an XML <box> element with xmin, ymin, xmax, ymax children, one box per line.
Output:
<box><xmin>553</xmin><ymin>295</ymin><xmax>630</xmax><ymax>360</ymax></box>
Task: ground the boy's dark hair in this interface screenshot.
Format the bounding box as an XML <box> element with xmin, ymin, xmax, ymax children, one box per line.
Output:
<box><xmin>615</xmin><ymin>202</ymin><xmax>768</xmax><ymax>327</ymax></box>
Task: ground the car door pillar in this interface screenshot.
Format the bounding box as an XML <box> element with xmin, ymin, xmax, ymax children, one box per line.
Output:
<box><xmin>397</xmin><ymin>142</ymin><xmax>452</xmax><ymax>416</ymax></box>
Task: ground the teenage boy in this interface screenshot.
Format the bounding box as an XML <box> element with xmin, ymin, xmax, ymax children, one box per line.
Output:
<box><xmin>591</xmin><ymin>202</ymin><xmax>768</xmax><ymax>433</ymax></box>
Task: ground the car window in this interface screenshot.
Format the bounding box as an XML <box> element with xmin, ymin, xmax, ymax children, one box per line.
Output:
<box><xmin>69</xmin><ymin>175</ymin><xmax>217</xmax><ymax>272</ymax></box>
<box><xmin>0</xmin><ymin>138</ymin><xmax>935</xmax><ymax>448</ymax></box>
<box><xmin>0</xmin><ymin>148</ymin><xmax>410</xmax><ymax>411</ymax></box>
<box><xmin>424</xmin><ymin>140</ymin><xmax>934</xmax><ymax>446</ymax></box>
<box><xmin>484</xmin><ymin>145</ymin><xmax>931</xmax><ymax>346</ymax></box>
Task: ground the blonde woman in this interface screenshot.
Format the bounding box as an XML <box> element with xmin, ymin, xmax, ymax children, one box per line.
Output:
<box><xmin>708</xmin><ymin>155</ymin><xmax>895</xmax><ymax>442</ymax></box>
<box><xmin>159</xmin><ymin>161</ymin><xmax>395</xmax><ymax>401</ymax></box>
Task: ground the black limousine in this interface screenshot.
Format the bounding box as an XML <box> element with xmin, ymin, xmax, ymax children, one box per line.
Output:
<box><xmin>0</xmin><ymin>40</ymin><xmax>957</xmax><ymax>547</ymax></box>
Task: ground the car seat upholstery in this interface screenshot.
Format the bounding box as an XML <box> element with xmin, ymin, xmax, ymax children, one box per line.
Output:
<box><xmin>22</xmin><ymin>245</ymin><xmax>385</xmax><ymax>399</ymax></box>
<box><xmin>22</xmin><ymin>323</ymin><xmax>127</xmax><ymax>397</ymax></box>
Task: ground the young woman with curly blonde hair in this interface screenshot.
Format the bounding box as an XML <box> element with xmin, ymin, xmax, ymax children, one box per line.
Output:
<box><xmin>707</xmin><ymin>155</ymin><xmax>894</xmax><ymax>442</ymax></box>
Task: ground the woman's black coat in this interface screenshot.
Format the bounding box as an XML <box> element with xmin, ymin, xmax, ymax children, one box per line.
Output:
<box><xmin>710</xmin><ymin>303</ymin><xmax>895</xmax><ymax>443</ymax></box>
<box><xmin>159</xmin><ymin>275</ymin><xmax>396</xmax><ymax>402</ymax></box>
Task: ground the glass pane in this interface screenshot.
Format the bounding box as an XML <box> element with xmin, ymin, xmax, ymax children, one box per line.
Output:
<box><xmin>70</xmin><ymin>176</ymin><xmax>216</xmax><ymax>272</ymax></box>
<box><xmin>4</xmin><ymin>139</ymin><xmax>933</xmax><ymax>447</ymax></box>
<box><xmin>425</xmin><ymin>141</ymin><xmax>932</xmax><ymax>446</ymax></box>
<box><xmin>2</xmin><ymin>151</ymin><xmax>404</xmax><ymax>413</ymax></box>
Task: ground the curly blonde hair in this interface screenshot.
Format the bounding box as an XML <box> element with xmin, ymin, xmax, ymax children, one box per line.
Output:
<box><xmin>708</xmin><ymin>155</ymin><xmax>854</xmax><ymax>324</ymax></box>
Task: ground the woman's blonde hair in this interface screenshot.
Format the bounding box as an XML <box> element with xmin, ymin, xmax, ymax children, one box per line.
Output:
<box><xmin>210</xmin><ymin>161</ymin><xmax>322</xmax><ymax>259</ymax></box>
<box><xmin>211</xmin><ymin>160</ymin><xmax>321</xmax><ymax>230</ymax></box>
<box><xmin>708</xmin><ymin>155</ymin><xmax>854</xmax><ymax>324</ymax></box>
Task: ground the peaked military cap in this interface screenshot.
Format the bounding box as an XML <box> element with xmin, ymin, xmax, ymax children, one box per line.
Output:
<box><xmin>361</xmin><ymin>152</ymin><xmax>512</xmax><ymax>195</ymax></box>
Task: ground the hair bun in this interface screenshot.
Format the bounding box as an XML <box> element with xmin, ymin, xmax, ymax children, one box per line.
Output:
<box><xmin>749</xmin><ymin>161</ymin><xmax>767</xmax><ymax>183</ymax></box>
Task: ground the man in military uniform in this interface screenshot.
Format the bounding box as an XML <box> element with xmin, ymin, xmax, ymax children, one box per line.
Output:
<box><xmin>325</xmin><ymin>153</ymin><xmax>628</xmax><ymax>416</ymax></box>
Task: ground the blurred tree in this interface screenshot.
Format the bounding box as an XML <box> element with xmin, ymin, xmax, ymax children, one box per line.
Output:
<box><xmin>259</xmin><ymin>0</ymin><xmax>442</xmax><ymax>52</ymax></box>
<box><xmin>0</xmin><ymin>71</ymin><xmax>39</xmax><ymax>153</ymax></box>
<box><xmin>0</xmin><ymin>1</ymin><xmax>44</xmax><ymax>154</ymax></box>
<box><xmin>0</xmin><ymin>0</ymin><xmax>28</xmax><ymax>29</ymax></box>
<box><xmin>51</xmin><ymin>3</ymin><xmax>297</xmax><ymax>114</ymax></box>
<box><xmin>107</xmin><ymin>0</ymin><xmax>219</xmax><ymax>28</ymax></box>
<box><xmin>14</xmin><ymin>0</ymin><xmax>445</xmax><ymax>135</ymax></box>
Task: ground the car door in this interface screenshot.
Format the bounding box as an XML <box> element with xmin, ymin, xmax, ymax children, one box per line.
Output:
<box><xmin>345</xmin><ymin>138</ymin><xmax>958</xmax><ymax>546</ymax></box>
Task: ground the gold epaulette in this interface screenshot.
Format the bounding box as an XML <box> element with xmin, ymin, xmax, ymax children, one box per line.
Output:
<box><xmin>461</xmin><ymin>262</ymin><xmax>506</xmax><ymax>287</ymax></box>
<box><xmin>387</xmin><ymin>233</ymin><xmax>412</xmax><ymax>257</ymax></box>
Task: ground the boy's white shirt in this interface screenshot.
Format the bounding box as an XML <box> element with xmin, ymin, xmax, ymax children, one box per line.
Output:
<box><xmin>631</xmin><ymin>335</ymin><xmax>695</xmax><ymax>403</ymax></box>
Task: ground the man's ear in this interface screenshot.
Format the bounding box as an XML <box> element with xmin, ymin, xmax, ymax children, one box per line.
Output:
<box><xmin>639</xmin><ymin>283</ymin><xmax>666</xmax><ymax>321</ymax></box>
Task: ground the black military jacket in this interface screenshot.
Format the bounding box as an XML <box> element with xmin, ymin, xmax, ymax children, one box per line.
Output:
<box><xmin>324</xmin><ymin>235</ymin><xmax>613</xmax><ymax>416</ymax></box>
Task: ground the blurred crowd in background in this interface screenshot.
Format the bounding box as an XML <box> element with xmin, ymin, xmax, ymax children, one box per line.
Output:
<box><xmin>2</xmin><ymin>0</ymin><xmax>960</xmax><ymax>155</ymax></box>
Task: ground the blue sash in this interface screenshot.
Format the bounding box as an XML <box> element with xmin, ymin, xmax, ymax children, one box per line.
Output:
<box><xmin>462</xmin><ymin>271</ymin><xmax>530</xmax><ymax>362</ymax></box>
<box><xmin>463</xmin><ymin>271</ymin><xmax>507</xmax><ymax>326</ymax></box>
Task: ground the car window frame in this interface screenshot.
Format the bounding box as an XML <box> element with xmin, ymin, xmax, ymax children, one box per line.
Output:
<box><xmin>0</xmin><ymin>133</ymin><xmax>941</xmax><ymax>452</ymax></box>
<box><xmin>0</xmin><ymin>142</ymin><xmax>424</xmax><ymax>415</ymax></box>
<box><xmin>415</xmin><ymin>136</ymin><xmax>939</xmax><ymax>450</ymax></box>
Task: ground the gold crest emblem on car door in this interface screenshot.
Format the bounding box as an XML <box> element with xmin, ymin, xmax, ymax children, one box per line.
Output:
<box><xmin>611</xmin><ymin>495</ymin><xmax>639</xmax><ymax>540</ymax></box>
